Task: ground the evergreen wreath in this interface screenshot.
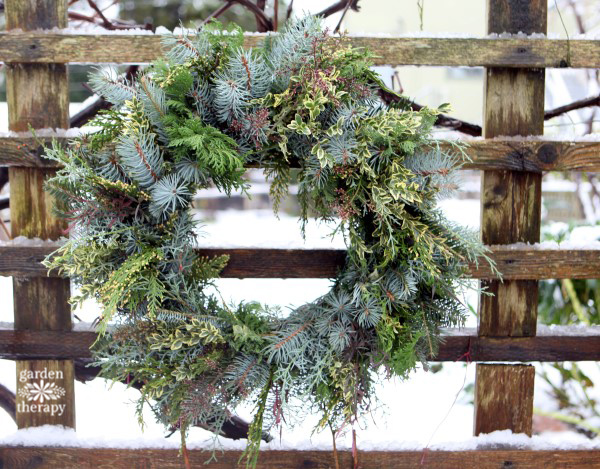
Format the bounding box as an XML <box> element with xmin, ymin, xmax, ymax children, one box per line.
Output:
<box><xmin>43</xmin><ymin>17</ymin><xmax>494</xmax><ymax>466</ymax></box>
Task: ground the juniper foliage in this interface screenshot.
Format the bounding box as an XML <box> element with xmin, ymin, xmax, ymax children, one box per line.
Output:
<box><xmin>43</xmin><ymin>18</ymin><xmax>495</xmax><ymax>467</ymax></box>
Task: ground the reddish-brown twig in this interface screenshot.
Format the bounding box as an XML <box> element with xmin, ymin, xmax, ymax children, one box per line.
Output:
<box><xmin>202</xmin><ymin>1</ymin><xmax>235</xmax><ymax>25</ymax></box>
<box><xmin>318</xmin><ymin>0</ymin><xmax>361</xmax><ymax>18</ymax></box>
<box><xmin>455</xmin><ymin>337</ymin><xmax>473</xmax><ymax>364</ymax></box>
<box><xmin>0</xmin><ymin>383</ymin><xmax>16</xmax><ymax>422</ymax></box>
<box><xmin>286</xmin><ymin>0</ymin><xmax>294</xmax><ymax>20</ymax></box>
<box><xmin>334</xmin><ymin>0</ymin><xmax>354</xmax><ymax>34</ymax></box>
<box><xmin>545</xmin><ymin>94</ymin><xmax>600</xmax><ymax>121</ymax></box>
<box><xmin>86</xmin><ymin>0</ymin><xmax>113</xmax><ymax>30</ymax></box>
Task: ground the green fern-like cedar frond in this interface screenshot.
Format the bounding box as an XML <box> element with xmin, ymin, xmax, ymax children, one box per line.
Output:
<box><xmin>166</xmin><ymin>117</ymin><xmax>244</xmax><ymax>176</ymax></box>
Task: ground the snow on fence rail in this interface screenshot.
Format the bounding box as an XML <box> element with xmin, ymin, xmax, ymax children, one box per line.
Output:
<box><xmin>0</xmin><ymin>33</ymin><xmax>598</xmax><ymax>67</ymax></box>
<box><xmin>1</xmin><ymin>137</ymin><xmax>600</xmax><ymax>172</ymax></box>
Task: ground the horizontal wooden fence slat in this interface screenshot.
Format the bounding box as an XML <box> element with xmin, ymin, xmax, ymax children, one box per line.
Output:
<box><xmin>1</xmin><ymin>328</ymin><xmax>599</xmax><ymax>362</ymax></box>
<box><xmin>0</xmin><ymin>330</ymin><xmax>96</xmax><ymax>360</ymax></box>
<box><xmin>1</xmin><ymin>447</ymin><xmax>600</xmax><ymax>469</ymax></box>
<box><xmin>469</xmin><ymin>246</ymin><xmax>600</xmax><ymax>280</ymax></box>
<box><xmin>0</xmin><ymin>246</ymin><xmax>57</xmax><ymax>277</ymax></box>
<box><xmin>0</xmin><ymin>137</ymin><xmax>53</xmax><ymax>168</ymax></box>
<box><xmin>0</xmin><ymin>33</ymin><xmax>598</xmax><ymax>67</ymax></box>
<box><xmin>2</xmin><ymin>137</ymin><xmax>600</xmax><ymax>172</ymax></box>
<box><xmin>1</xmin><ymin>245</ymin><xmax>599</xmax><ymax>280</ymax></box>
<box><xmin>460</xmin><ymin>139</ymin><xmax>600</xmax><ymax>172</ymax></box>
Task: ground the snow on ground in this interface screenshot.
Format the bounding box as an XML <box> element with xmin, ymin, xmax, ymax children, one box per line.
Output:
<box><xmin>544</xmin><ymin>223</ymin><xmax>600</xmax><ymax>243</ymax></box>
<box><xmin>494</xmin><ymin>240</ymin><xmax>600</xmax><ymax>250</ymax></box>
<box><xmin>2</xmin><ymin>425</ymin><xmax>599</xmax><ymax>451</ymax></box>
<box><xmin>536</xmin><ymin>324</ymin><xmax>600</xmax><ymax>336</ymax></box>
<box><xmin>0</xmin><ymin>200</ymin><xmax>598</xmax><ymax>450</ymax></box>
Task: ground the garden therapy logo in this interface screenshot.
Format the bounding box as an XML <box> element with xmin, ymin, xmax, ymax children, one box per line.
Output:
<box><xmin>17</xmin><ymin>368</ymin><xmax>67</xmax><ymax>416</ymax></box>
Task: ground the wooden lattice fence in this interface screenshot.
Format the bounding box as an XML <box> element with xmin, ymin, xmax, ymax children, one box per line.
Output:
<box><xmin>0</xmin><ymin>0</ymin><xmax>600</xmax><ymax>467</ymax></box>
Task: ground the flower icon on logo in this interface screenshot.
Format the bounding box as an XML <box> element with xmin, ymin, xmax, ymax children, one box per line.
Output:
<box><xmin>18</xmin><ymin>380</ymin><xmax>65</xmax><ymax>403</ymax></box>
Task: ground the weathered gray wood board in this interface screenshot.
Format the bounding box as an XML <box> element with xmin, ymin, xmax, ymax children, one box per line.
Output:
<box><xmin>2</xmin><ymin>447</ymin><xmax>600</xmax><ymax>469</ymax></box>
<box><xmin>0</xmin><ymin>33</ymin><xmax>597</xmax><ymax>67</ymax></box>
<box><xmin>1</xmin><ymin>245</ymin><xmax>599</xmax><ymax>279</ymax></box>
<box><xmin>3</xmin><ymin>137</ymin><xmax>600</xmax><ymax>173</ymax></box>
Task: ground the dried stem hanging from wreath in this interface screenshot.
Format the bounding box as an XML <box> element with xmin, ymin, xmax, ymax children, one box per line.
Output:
<box><xmin>43</xmin><ymin>17</ymin><xmax>494</xmax><ymax>467</ymax></box>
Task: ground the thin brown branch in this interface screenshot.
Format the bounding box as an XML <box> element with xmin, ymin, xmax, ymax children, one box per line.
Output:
<box><xmin>331</xmin><ymin>426</ymin><xmax>341</xmax><ymax>469</ymax></box>
<box><xmin>70</xmin><ymin>97</ymin><xmax>112</xmax><ymax>128</ymax></box>
<box><xmin>588</xmin><ymin>174</ymin><xmax>600</xmax><ymax>215</ymax></box>
<box><xmin>427</xmin><ymin>109</ymin><xmax>482</xmax><ymax>136</ymax></box>
<box><xmin>274</xmin><ymin>0</ymin><xmax>279</xmax><ymax>32</ymax></box>
<box><xmin>0</xmin><ymin>168</ymin><xmax>7</xmax><ymax>227</ymax></box>
<box><xmin>352</xmin><ymin>428</ymin><xmax>359</xmax><ymax>469</ymax></box>
<box><xmin>68</xmin><ymin>11</ymin><xmax>100</xmax><ymax>24</ymax></box>
<box><xmin>544</xmin><ymin>94</ymin><xmax>600</xmax><ymax>121</ymax></box>
<box><xmin>415</xmin><ymin>91</ymin><xmax>600</xmax><ymax>136</ymax></box>
<box><xmin>233</xmin><ymin>0</ymin><xmax>272</xmax><ymax>31</ymax></box>
<box><xmin>181</xmin><ymin>433</ymin><xmax>191</xmax><ymax>469</ymax></box>
<box><xmin>202</xmin><ymin>1</ymin><xmax>235</xmax><ymax>25</ymax></box>
<box><xmin>0</xmin><ymin>168</ymin><xmax>8</xmax><ymax>192</ymax></box>
<box><xmin>567</xmin><ymin>0</ymin><xmax>586</xmax><ymax>35</ymax></box>
<box><xmin>68</xmin><ymin>11</ymin><xmax>153</xmax><ymax>31</ymax></box>
<box><xmin>101</xmin><ymin>0</ymin><xmax>120</xmax><ymax>12</ymax></box>
<box><xmin>317</xmin><ymin>0</ymin><xmax>360</xmax><ymax>18</ymax></box>
<box><xmin>0</xmin><ymin>383</ymin><xmax>16</xmax><ymax>423</ymax></box>
<box><xmin>68</xmin><ymin>7</ymin><xmax>154</xmax><ymax>32</ymax></box>
<box><xmin>587</xmin><ymin>108</ymin><xmax>596</xmax><ymax>135</ymax></box>
<box><xmin>0</xmin><ymin>215</ymin><xmax>10</xmax><ymax>239</ymax></box>
<box><xmin>378</xmin><ymin>87</ymin><xmax>483</xmax><ymax>136</ymax></box>
<box><xmin>87</xmin><ymin>0</ymin><xmax>114</xmax><ymax>30</ymax></box>
<box><xmin>286</xmin><ymin>0</ymin><xmax>294</xmax><ymax>20</ymax></box>
<box><xmin>382</xmin><ymin>80</ymin><xmax>600</xmax><ymax>136</ymax></box>
<box><xmin>334</xmin><ymin>0</ymin><xmax>354</xmax><ymax>34</ymax></box>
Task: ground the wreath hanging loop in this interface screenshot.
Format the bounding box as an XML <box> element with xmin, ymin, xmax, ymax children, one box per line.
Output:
<box><xmin>44</xmin><ymin>17</ymin><xmax>493</xmax><ymax>467</ymax></box>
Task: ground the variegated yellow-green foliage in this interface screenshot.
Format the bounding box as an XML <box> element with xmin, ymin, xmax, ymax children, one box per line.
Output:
<box><xmin>43</xmin><ymin>17</ymin><xmax>494</xmax><ymax>467</ymax></box>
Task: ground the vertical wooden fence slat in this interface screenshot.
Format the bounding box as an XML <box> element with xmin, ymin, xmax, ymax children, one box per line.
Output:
<box><xmin>474</xmin><ymin>0</ymin><xmax>546</xmax><ymax>436</ymax></box>
<box><xmin>6</xmin><ymin>0</ymin><xmax>75</xmax><ymax>429</ymax></box>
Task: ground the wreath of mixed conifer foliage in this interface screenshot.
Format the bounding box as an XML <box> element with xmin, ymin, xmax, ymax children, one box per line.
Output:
<box><xmin>43</xmin><ymin>17</ymin><xmax>493</xmax><ymax>466</ymax></box>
